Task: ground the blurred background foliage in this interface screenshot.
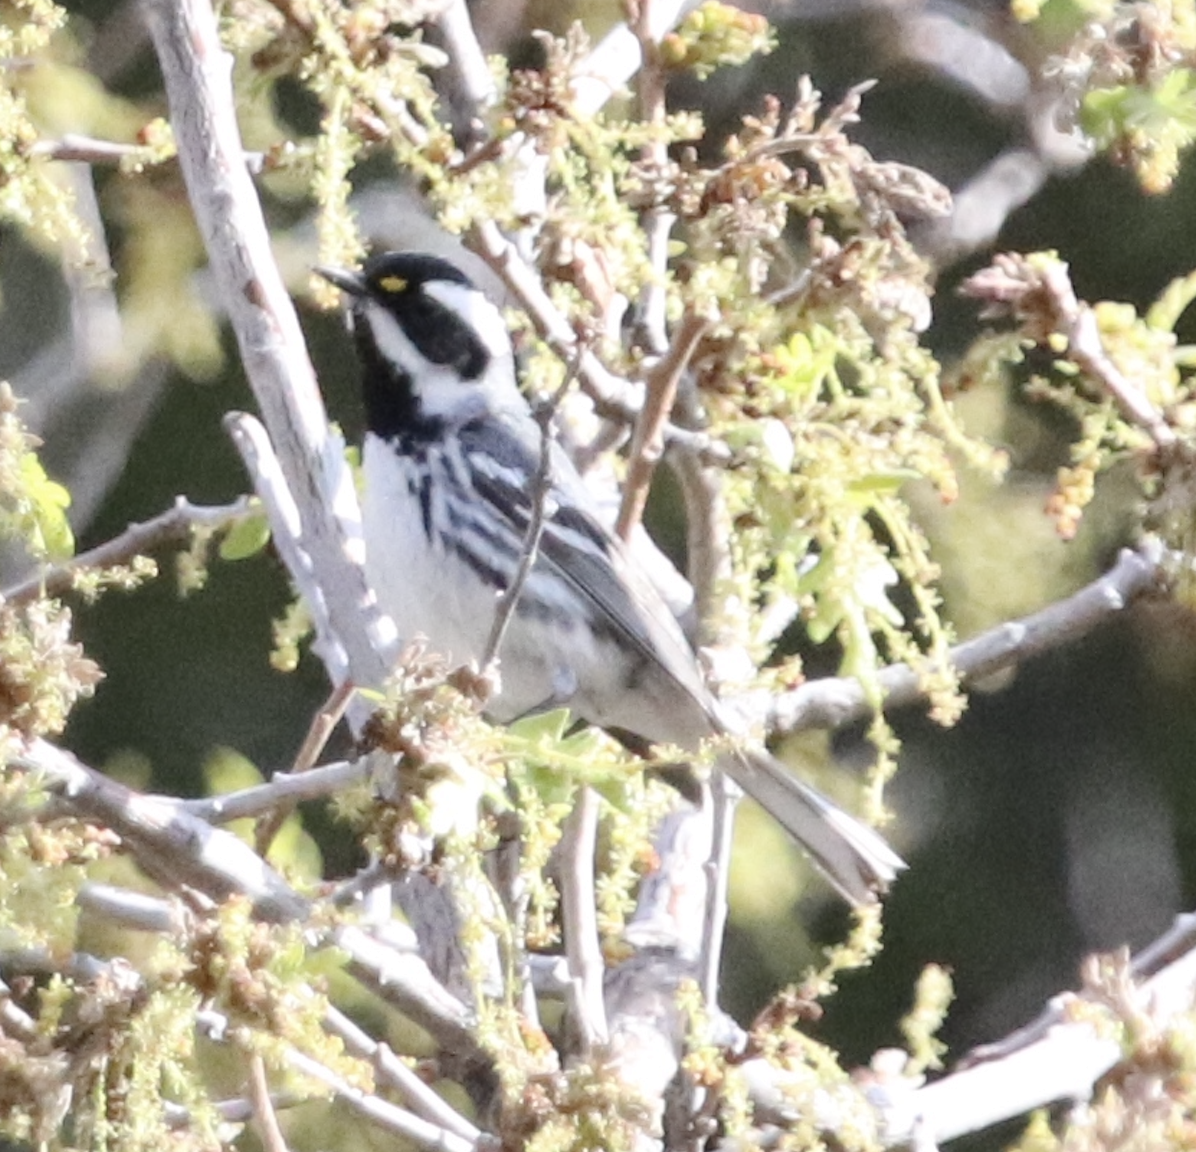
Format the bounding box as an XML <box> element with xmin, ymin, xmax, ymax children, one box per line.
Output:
<box><xmin>6</xmin><ymin>0</ymin><xmax>1196</xmax><ymax>1131</ymax></box>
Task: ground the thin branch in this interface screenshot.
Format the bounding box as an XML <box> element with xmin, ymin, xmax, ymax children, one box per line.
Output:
<box><xmin>482</xmin><ymin>371</ymin><xmax>575</xmax><ymax>670</ymax></box>
<box><xmin>561</xmin><ymin>787</ymin><xmax>609</xmax><ymax>1051</ymax></box>
<box><xmin>2</xmin><ymin>497</ymin><xmax>252</xmax><ymax>605</ymax></box>
<box><xmin>254</xmin><ymin>680</ymin><xmax>354</xmax><ymax>856</ymax></box>
<box><xmin>762</xmin><ymin>539</ymin><xmax>1170</xmax><ymax>735</ymax></box>
<box><xmin>667</xmin><ymin>436</ymin><xmax>738</xmax><ymax>648</ymax></box>
<box><xmin>615</xmin><ymin>310</ymin><xmax>708</xmax><ymax>542</ymax></box>
<box><xmin>436</xmin><ymin>0</ymin><xmax>496</xmax><ymax>115</ymax></box>
<box><xmin>571</xmin><ymin>0</ymin><xmax>700</xmax><ymax>116</ymax></box>
<box><xmin>333</xmin><ymin>924</ymin><xmax>479</xmax><ymax>1058</ymax></box>
<box><xmin>183</xmin><ymin>757</ymin><xmax>370</xmax><ymax>824</ymax></box>
<box><xmin>877</xmin><ymin>912</ymin><xmax>1196</xmax><ymax>1145</ymax></box>
<box><xmin>285</xmin><ymin>1047</ymin><xmax>484</xmax><ymax>1152</ymax></box>
<box><xmin>962</xmin><ymin>255</ymin><xmax>1179</xmax><ymax>454</ymax></box>
<box><xmin>323</xmin><ymin>1005</ymin><xmax>484</xmax><ymax>1144</ymax></box>
<box><xmin>699</xmin><ymin>779</ymin><xmax>736</xmax><ymax>1008</ymax></box>
<box><xmin>77</xmin><ymin>883</ymin><xmax>180</xmax><ymax>933</ymax></box>
<box><xmin>223</xmin><ymin>412</ymin><xmax>343</xmax><ymax>681</ymax></box>
<box><xmin>626</xmin><ymin>805</ymin><xmax>712</xmax><ymax>961</ymax></box>
<box><xmin>247</xmin><ymin>1051</ymin><xmax>292</xmax><ymax>1152</ymax></box>
<box><xmin>0</xmin><ymin>975</ymin><xmax>38</xmax><ymax>1041</ymax></box>
<box><xmin>31</xmin><ymin>132</ymin><xmax>267</xmax><ymax>173</ymax></box>
<box><xmin>20</xmin><ymin>740</ymin><xmax>477</xmax><ymax>1057</ymax></box>
<box><xmin>166</xmin><ymin>1092</ymin><xmax>305</xmax><ymax>1129</ymax></box>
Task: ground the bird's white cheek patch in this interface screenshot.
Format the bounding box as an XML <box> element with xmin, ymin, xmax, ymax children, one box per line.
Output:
<box><xmin>363</xmin><ymin>303</ymin><xmax>424</xmax><ymax>373</ymax></box>
<box><xmin>423</xmin><ymin>280</ymin><xmax>511</xmax><ymax>360</ymax></box>
<box><xmin>362</xmin><ymin>302</ymin><xmax>477</xmax><ymax>422</ymax></box>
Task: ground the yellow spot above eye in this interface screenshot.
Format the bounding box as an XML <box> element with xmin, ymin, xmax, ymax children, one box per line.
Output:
<box><xmin>378</xmin><ymin>275</ymin><xmax>408</xmax><ymax>294</ymax></box>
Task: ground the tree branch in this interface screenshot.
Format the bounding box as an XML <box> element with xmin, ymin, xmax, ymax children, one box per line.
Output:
<box><xmin>142</xmin><ymin>0</ymin><xmax>396</xmax><ymax>697</ymax></box>
<box><xmin>561</xmin><ymin>787</ymin><xmax>609</xmax><ymax>1051</ymax></box>
<box><xmin>761</xmin><ymin>539</ymin><xmax>1170</xmax><ymax>735</ymax></box>
<box><xmin>323</xmin><ymin>1005</ymin><xmax>485</xmax><ymax>1145</ymax></box>
<box><xmin>875</xmin><ymin>912</ymin><xmax>1196</xmax><ymax>1144</ymax></box>
<box><xmin>17</xmin><ymin>738</ymin><xmax>308</xmax><ymax>922</ymax></box>
<box><xmin>3</xmin><ymin>497</ymin><xmax>252</xmax><ymax>605</ymax></box>
<box><xmin>181</xmin><ymin>757</ymin><xmax>370</xmax><ymax>824</ymax></box>
<box><xmin>615</xmin><ymin>310</ymin><xmax>708</xmax><ymax>542</ymax></box>
<box><xmin>247</xmin><ymin>1051</ymin><xmax>292</xmax><ymax>1152</ymax></box>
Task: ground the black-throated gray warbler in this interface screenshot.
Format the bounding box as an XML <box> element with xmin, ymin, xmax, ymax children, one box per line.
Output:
<box><xmin>316</xmin><ymin>252</ymin><xmax>904</xmax><ymax>904</ymax></box>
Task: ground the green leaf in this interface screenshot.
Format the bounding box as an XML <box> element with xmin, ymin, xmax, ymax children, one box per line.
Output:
<box><xmin>218</xmin><ymin>510</ymin><xmax>271</xmax><ymax>561</ymax></box>
<box><xmin>507</xmin><ymin>708</ymin><xmax>573</xmax><ymax>742</ymax></box>
<box><xmin>18</xmin><ymin>452</ymin><xmax>73</xmax><ymax>560</ymax></box>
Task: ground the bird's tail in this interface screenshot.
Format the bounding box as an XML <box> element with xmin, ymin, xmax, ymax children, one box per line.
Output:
<box><xmin>717</xmin><ymin>748</ymin><xmax>905</xmax><ymax>905</ymax></box>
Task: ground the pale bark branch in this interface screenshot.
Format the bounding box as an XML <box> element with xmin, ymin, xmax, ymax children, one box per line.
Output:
<box><xmin>561</xmin><ymin>787</ymin><xmax>609</xmax><ymax>1051</ymax></box>
<box><xmin>284</xmin><ymin>1047</ymin><xmax>485</xmax><ymax>1152</ymax></box>
<box><xmin>142</xmin><ymin>0</ymin><xmax>396</xmax><ymax>699</ymax></box>
<box><xmin>182</xmin><ymin>757</ymin><xmax>371</xmax><ymax>824</ymax></box>
<box><xmin>18</xmin><ymin>737</ymin><xmax>308</xmax><ymax>922</ymax></box>
<box><xmin>877</xmin><ymin>912</ymin><xmax>1196</xmax><ymax>1144</ymax></box>
<box><xmin>247</xmin><ymin>1051</ymin><xmax>292</xmax><ymax>1152</ymax></box>
<box><xmin>3</xmin><ymin>497</ymin><xmax>252</xmax><ymax>605</ymax></box>
<box><xmin>470</xmin><ymin>221</ymin><xmax>729</xmax><ymax>465</ymax></box>
<box><xmin>761</xmin><ymin>539</ymin><xmax>1170</xmax><ymax>735</ymax></box>
<box><xmin>13</xmin><ymin>737</ymin><xmax>477</xmax><ymax>1057</ymax></box>
<box><xmin>323</xmin><ymin>1005</ymin><xmax>485</xmax><ymax>1144</ymax></box>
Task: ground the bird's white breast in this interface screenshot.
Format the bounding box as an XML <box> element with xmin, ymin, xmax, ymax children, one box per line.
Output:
<box><xmin>362</xmin><ymin>434</ymin><xmax>496</xmax><ymax>669</ymax></box>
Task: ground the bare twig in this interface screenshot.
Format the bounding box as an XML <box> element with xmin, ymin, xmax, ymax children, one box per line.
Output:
<box><xmin>284</xmin><ymin>1047</ymin><xmax>483</xmax><ymax>1152</ymax></box>
<box><xmin>172</xmin><ymin>968</ymin><xmax>477</xmax><ymax>1149</ymax></box>
<box><xmin>0</xmin><ymin>975</ymin><xmax>38</xmax><ymax>1040</ymax></box>
<box><xmin>699</xmin><ymin>778</ymin><xmax>736</xmax><ymax>1008</ymax></box>
<box><xmin>224</xmin><ymin>412</ymin><xmax>380</xmax><ymax>731</ymax></box>
<box><xmin>32</xmin><ymin>132</ymin><xmax>267</xmax><ymax>173</ymax></box>
<box><xmin>333</xmin><ymin>923</ymin><xmax>479</xmax><ymax>1058</ymax></box>
<box><xmin>323</xmin><ymin>1005</ymin><xmax>484</xmax><ymax>1144</ymax></box>
<box><xmin>247</xmin><ymin>1051</ymin><xmax>291</xmax><ymax>1152</ymax></box>
<box><xmin>2</xmin><ymin>497</ymin><xmax>253</xmax><ymax>605</ymax></box>
<box><xmin>616</xmin><ymin>310</ymin><xmax>708</xmax><ymax>542</ymax></box>
<box><xmin>962</xmin><ymin>255</ymin><xmax>1179</xmax><ymax>454</ymax></box>
<box><xmin>182</xmin><ymin>757</ymin><xmax>369</xmax><ymax>824</ymax></box>
<box><xmin>876</xmin><ymin>912</ymin><xmax>1196</xmax><ymax>1145</ymax></box>
<box><xmin>18</xmin><ymin>739</ymin><xmax>476</xmax><ymax>1056</ymax></box>
<box><xmin>761</xmin><ymin>539</ymin><xmax>1170</xmax><ymax>735</ymax></box>
<box><xmin>254</xmin><ymin>680</ymin><xmax>354</xmax><ymax>856</ymax></box>
<box><xmin>482</xmin><ymin>371</ymin><xmax>576</xmax><ymax>670</ymax></box>
<box><xmin>561</xmin><ymin>787</ymin><xmax>609</xmax><ymax>1051</ymax></box>
<box><xmin>626</xmin><ymin>805</ymin><xmax>712</xmax><ymax>961</ymax></box>
<box><xmin>77</xmin><ymin>883</ymin><xmax>180</xmax><ymax>933</ymax></box>
<box><xmin>571</xmin><ymin>0</ymin><xmax>700</xmax><ymax>116</ymax></box>
<box><xmin>437</xmin><ymin>0</ymin><xmax>496</xmax><ymax>115</ymax></box>
<box><xmin>668</xmin><ymin>440</ymin><xmax>739</xmax><ymax>649</ymax></box>
<box><xmin>166</xmin><ymin>1092</ymin><xmax>305</xmax><ymax>1129</ymax></box>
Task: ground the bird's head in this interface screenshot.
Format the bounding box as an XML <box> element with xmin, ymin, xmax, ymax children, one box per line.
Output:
<box><xmin>316</xmin><ymin>252</ymin><xmax>518</xmax><ymax>438</ymax></box>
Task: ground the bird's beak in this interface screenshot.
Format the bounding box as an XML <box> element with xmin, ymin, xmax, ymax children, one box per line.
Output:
<box><xmin>313</xmin><ymin>264</ymin><xmax>367</xmax><ymax>296</ymax></box>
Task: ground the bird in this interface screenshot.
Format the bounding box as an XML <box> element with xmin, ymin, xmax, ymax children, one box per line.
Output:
<box><xmin>315</xmin><ymin>251</ymin><xmax>905</xmax><ymax>904</ymax></box>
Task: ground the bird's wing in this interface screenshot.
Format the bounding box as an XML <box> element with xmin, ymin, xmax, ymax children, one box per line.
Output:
<box><xmin>457</xmin><ymin>413</ymin><xmax>716</xmax><ymax>718</ymax></box>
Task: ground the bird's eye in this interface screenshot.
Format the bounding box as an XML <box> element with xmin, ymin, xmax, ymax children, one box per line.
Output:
<box><xmin>378</xmin><ymin>275</ymin><xmax>409</xmax><ymax>294</ymax></box>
